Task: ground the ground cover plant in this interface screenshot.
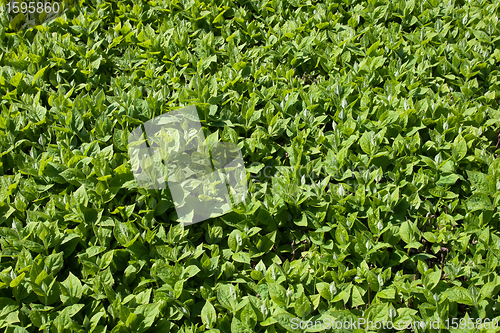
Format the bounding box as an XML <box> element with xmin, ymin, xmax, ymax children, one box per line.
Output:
<box><xmin>1</xmin><ymin>0</ymin><xmax>500</xmax><ymax>332</ymax></box>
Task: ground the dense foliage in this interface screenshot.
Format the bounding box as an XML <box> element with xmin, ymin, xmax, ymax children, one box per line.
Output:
<box><xmin>1</xmin><ymin>0</ymin><xmax>500</xmax><ymax>332</ymax></box>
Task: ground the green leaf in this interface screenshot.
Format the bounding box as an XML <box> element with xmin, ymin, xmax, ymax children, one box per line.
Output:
<box><xmin>472</xmin><ymin>30</ymin><xmax>490</xmax><ymax>43</ymax></box>
<box><xmin>436</xmin><ymin>174</ymin><xmax>459</xmax><ymax>186</ymax></box>
<box><xmin>445</xmin><ymin>287</ymin><xmax>473</xmax><ymax>305</ymax></box>
<box><xmin>217</xmin><ymin>284</ymin><xmax>238</xmax><ymax>312</ymax></box>
<box><xmin>316</xmin><ymin>282</ymin><xmax>335</xmax><ymax>301</ymax></box>
<box><xmin>113</xmin><ymin>129</ymin><xmax>128</xmax><ymax>151</ymax></box>
<box><xmin>183</xmin><ymin>265</ymin><xmax>201</xmax><ymax>280</ymax></box>
<box><xmin>232</xmin><ymin>252</ymin><xmax>250</xmax><ymax>264</ymax></box>
<box><xmin>273</xmin><ymin>311</ymin><xmax>301</xmax><ymax>333</ymax></box>
<box><xmin>60</xmin><ymin>272</ymin><xmax>83</xmax><ymax>305</ymax></box>
<box><xmin>231</xmin><ymin>317</ymin><xmax>252</xmax><ymax>333</ymax></box>
<box><xmin>377</xmin><ymin>288</ymin><xmax>396</xmax><ymax>299</ymax></box>
<box><xmin>367</xmin><ymin>271</ymin><xmax>380</xmax><ymax>292</ymax></box>
<box><xmin>360</xmin><ymin>131</ymin><xmax>375</xmax><ymax>155</ymax></box>
<box><xmin>73</xmin><ymin>185</ymin><xmax>89</xmax><ymax>207</ymax></box>
<box><xmin>135</xmin><ymin>303</ymin><xmax>161</xmax><ymax>332</ymax></box>
<box><xmin>452</xmin><ymin>135</ymin><xmax>467</xmax><ymax>161</ymax></box>
<box><xmin>0</xmin><ymin>298</ymin><xmax>18</xmax><ymax>318</ymax></box>
<box><xmin>9</xmin><ymin>272</ymin><xmax>25</xmax><ymax>288</ymax></box>
<box><xmin>399</xmin><ymin>221</ymin><xmax>413</xmax><ymax>243</ymax></box>
<box><xmin>480</xmin><ymin>280</ymin><xmax>500</xmax><ymax>300</ymax></box>
<box><xmin>351</xmin><ymin>286</ymin><xmax>365</xmax><ymax>307</ymax></box>
<box><xmin>201</xmin><ymin>300</ymin><xmax>217</xmax><ymax>329</ymax></box>
<box><xmin>239</xmin><ymin>302</ymin><xmax>257</xmax><ymax>328</ymax></box>
<box><xmin>366</xmin><ymin>39</ymin><xmax>380</xmax><ymax>57</ymax></box>
<box><xmin>423</xmin><ymin>270</ymin><xmax>441</xmax><ymax>290</ymax></box>
<box><xmin>268</xmin><ymin>283</ymin><xmax>287</xmax><ymax>306</ymax></box>
<box><xmin>335</xmin><ymin>225</ymin><xmax>349</xmax><ymax>245</ymax></box>
<box><xmin>466</xmin><ymin>170</ymin><xmax>489</xmax><ymax>192</ymax></box>
<box><xmin>467</xmin><ymin>193</ymin><xmax>493</xmax><ymax>211</ymax></box>
<box><xmin>294</xmin><ymin>292</ymin><xmax>311</xmax><ymax>319</ymax></box>
<box><xmin>10</xmin><ymin>72</ymin><xmax>24</xmax><ymax>87</ymax></box>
